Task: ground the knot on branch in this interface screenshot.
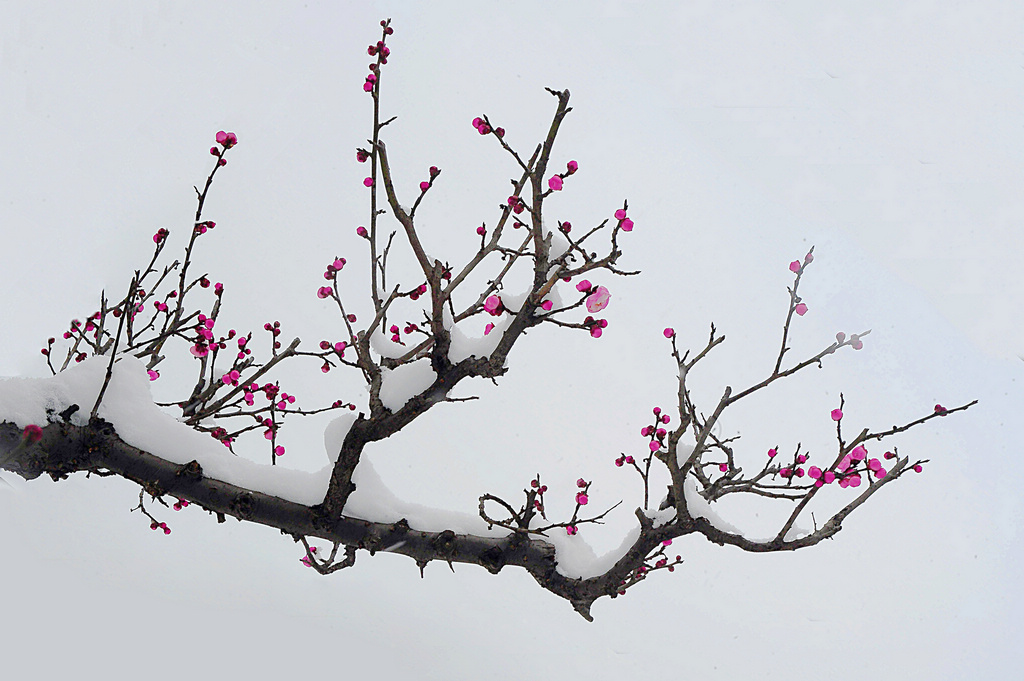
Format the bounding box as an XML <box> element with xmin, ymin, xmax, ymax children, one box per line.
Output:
<box><xmin>431</xmin><ymin>529</ymin><xmax>458</xmax><ymax>560</ymax></box>
<box><xmin>479</xmin><ymin>545</ymin><xmax>505</xmax><ymax>575</ymax></box>
<box><xmin>230</xmin><ymin>491</ymin><xmax>257</xmax><ymax>520</ymax></box>
<box><xmin>175</xmin><ymin>459</ymin><xmax>203</xmax><ymax>481</ymax></box>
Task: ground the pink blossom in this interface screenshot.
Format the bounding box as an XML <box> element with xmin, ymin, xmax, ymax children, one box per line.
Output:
<box><xmin>809</xmin><ymin>466</ymin><xmax>822</xmax><ymax>479</ymax></box>
<box><xmin>794</xmin><ymin>303</ymin><xmax>808</xmax><ymax>316</ymax></box>
<box><xmin>566</xmin><ymin>160</ymin><xmax>578</xmax><ymax>174</ymax></box>
<box><xmin>566</xmin><ymin>525</ymin><xmax>578</xmax><ymax>536</ymax></box>
<box><xmin>216</xmin><ymin>131</ymin><xmax>237</xmax><ymax>148</ymax></box>
<box><xmin>541</xmin><ymin>300</ymin><xmax>553</xmax><ymax>311</ymax></box>
<box><xmin>363</xmin><ymin>177</ymin><xmax>374</xmax><ymax>187</ymax></box>
<box><xmin>147</xmin><ymin>370</ymin><xmax>159</xmax><ymax>381</ymax></box>
<box><xmin>789</xmin><ymin>260</ymin><xmax>801</xmax><ymax>273</ymax></box>
<box><xmin>484</xmin><ymin>323</ymin><xmax>495</xmax><ymax>335</ymax></box>
<box><xmin>850</xmin><ymin>445</ymin><xmax>867</xmax><ymax>461</ymax></box>
<box><xmin>420</xmin><ymin>181</ymin><xmax>430</xmax><ymax>191</ymax></box>
<box><xmin>356</xmin><ymin>226</ymin><xmax>368</xmax><ymax>237</ymax></box>
<box><xmin>836</xmin><ymin>332</ymin><xmax>846</xmax><ymax>343</ymax></box>
<box><xmin>614</xmin><ymin>209</ymin><xmax>626</xmax><ymax>220</ymax></box>
<box><xmin>575</xmin><ymin>280</ymin><xmax>592</xmax><ymax>292</ymax></box>
<box><xmin>664</xmin><ymin>327</ymin><xmax>675</xmax><ymax>338</ymax></box>
<box><xmin>913</xmin><ymin>464</ymin><xmax>923</xmax><ymax>473</ymax></box>
<box><xmin>575</xmin><ymin>492</ymin><xmax>588</xmax><ymax>505</ymax></box>
<box><xmin>767</xmin><ymin>447</ymin><xmax>777</xmax><ymax>458</ymax></box>
<box><xmin>851</xmin><ymin>337</ymin><xmax>864</xmax><ymax>350</ymax></box>
<box><xmin>649</xmin><ymin>441</ymin><xmax>661</xmax><ymax>452</ymax></box>
<box><xmin>476</xmin><ymin>225</ymin><xmax>486</xmax><ymax>236</ymax></box>
<box><xmin>22</xmin><ymin>424</ymin><xmax>43</xmax><ymax>443</ymax></box>
<box><xmin>934</xmin><ymin>404</ymin><xmax>947</xmax><ymax>414</ymax></box>
<box><xmin>317</xmin><ymin>286</ymin><xmax>333</xmax><ymax>299</ymax></box>
<box><xmin>831</xmin><ymin>408</ymin><xmax>843</xmax><ymax>421</ymax></box>
<box><xmin>577</xmin><ymin>478</ymin><xmax>587</xmax><ymax>488</ymax></box>
<box><xmin>586</xmin><ymin>286</ymin><xmax>611</xmax><ymax>313</ymax></box>
<box><xmin>621</xmin><ymin>218</ymin><xmax>633</xmax><ymax>232</ymax></box>
<box><xmin>719</xmin><ymin>463</ymin><xmax>728</xmax><ymax>472</ymax></box>
<box><xmin>548</xmin><ymin>175</ymin><xmax>563</xmax><ymax>191</ymax></box>
<box><xmin>484</xmin><ymin>295</ymin><xmax>502</xmax><ymax>313</ymax></box>
<box><xmin>274</xmin><ymin>446</ymin><xmax>285</xmax><ymax>457</ymax></box>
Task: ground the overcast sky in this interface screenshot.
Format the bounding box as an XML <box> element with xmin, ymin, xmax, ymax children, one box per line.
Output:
<box><xmin>1</xmin><ymin>2</ymin><xmax>1021</xmax><ymax>679</ymax></box>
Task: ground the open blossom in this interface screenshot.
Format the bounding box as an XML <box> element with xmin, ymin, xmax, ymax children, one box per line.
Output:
<box><xmin>548</xmin><ymin>175</ymin><xmax>563</xmax><ymax>191</ymax></box>
<box><xmin>215</xmin><ymin>131</ymin><xmax>237</xmax><ymax>148</ymax></box>
<box><xmin>585</xmin><ymin>286</ymin><xmax>610</xmax><ymax>313</ymax></box>
<box><xmin>794</xmin><ymin>303</ymin><xmax>808</xmax><ymax>316</ymax></box>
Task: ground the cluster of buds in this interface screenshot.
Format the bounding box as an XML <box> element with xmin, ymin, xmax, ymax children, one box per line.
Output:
<box><xmin>472</xmin><ymin>116</ymin><xmax>504</xmax><ymax>138</ymax></box>
<box><xmin>264</xmin><ymin>320</ymin><xmax>282</xmax><ymax>350</ymax></box>
<box><xmin>150</xmin><ymin>521</ymin><xmax>171</xmax><ymax>535</ymax></box>
<box><xmin>324</xmin><ymin>257</ymin><xmax>347</xmax><ymax>280</ymax></box>
<box><xmin>506</xmin><ymin>195</ymin><xmax>526</xmax><ymax>215</ymax></box>
<box><xmin>418</xmin><ymin>166</ymin><xmax>441</xmax><ymax>192</ymax></box>
<box><xmin>172</xmin><ymin>498</ymin><xmax>190</xmax><ymax>511</ymax></box>
<box><xmin>152</xmin><ymin>228</ymin><xmax>169</xmax><ymax>244</ymax></box>
<box><xmin>210</xmin><ymin>131</ymin><xmax>237</xmax><ymax>166</ymax></box>
<box><xmin>613</xmin><ymin>207</ymin><xmax>634</xmax><ymax>232</ymax></box>
<box><xmin>529</xmin><ymin>476</ymin><xmax>549</xmax><ymax>517</ymax></box>
<box><xmin>194</xmin><ymin>220</ymin><xmax>215</xmax><ymax>236</ymax></box>
<box><xmin>641</xmin><ymin>407</ymin><xmax>671</xmax><ymax>453</ymax></box>
<box><xmin>547</xmin><ymin>160</ymin><xmax>578</xmax><ymax>192</ymax></box>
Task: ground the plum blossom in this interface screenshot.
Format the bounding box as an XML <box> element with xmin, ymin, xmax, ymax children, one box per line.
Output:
<box><xmin>585</xmin><ymin>286</ymin><xmax>610</xmax><ymax>313</ymax></box>
<box><xmin>548</xmin><ymin>175</ymin><xmax>563</xmax><ymax>191</ymax></box>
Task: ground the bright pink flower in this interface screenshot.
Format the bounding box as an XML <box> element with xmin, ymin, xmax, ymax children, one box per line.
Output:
<box><xmin>576</xmin><ymin>280</ymin><xmax>592</xmax><ymax>293</ymax></box>
<box><xmin>768</xmin><ymin>448</ymin><xmax>777</xmax><ymax>458</ymax></box>
<box><xmin>274</xmin><ymin>446</ymin><xmax>285</xmax><ymax>457</ymax></box>
<box><xmin>484</xmin><ymin>295</ymin><xmax>502</xmax><ymax>313</ymax></box>
<box><xmin>484</xmin><ymin>323</ymin><xmax>495</xmax><ymax>335</ymax></box>
<box><xmin>577</xmin><ymin>478</ymin><xmax>587</xmax><ymax>488</ymax></box>
<box><xmin>934</xmin><ymin>404</ymin><xmax>947</xmax><ymax>414</ymax></box>
<box><xmin>850</xmin><ymin>445</ymin><xmax>867</xmax><ymax>461</ymax></box>
<box><xmin>148</xmin><ymin>370</ymin><xmax>159</xmax><ymax>381</ymax></box>
<box><xmin>831</xmin><ymin>409</ymin><xmax>843</xmax><ymax>421</ymax></box>
<box><xmin>913</xmin><ymin>464</ymin><xmax>923</xmax><ymax>473</ymax></box>
<box><xmin>664</xmin><ymin>328</ymin><xmax>675</xmax><ymax>338</ymax></box>
<box><xmin>363</xmin><ymin>177</ymin><xmax>374</xmax><ymax>187</ymax></box>
<box><xmin>548</xmin><ymin>175</ymin><xmax>563</xmax><ymax>191</ymax></box>
<box><xmin>614</xmin><ymin>209</ymin><xmax>626</xmax><ymax>220</ymax></box>
<box><xmin>317</xmin><ymin>286</ymin><xmax>333</xmax><ymax>299</ymax></box>
<box><xmin>566</xmin><ymin>160</ymin><xmax>578</xmax><ymax>174</ymax></box>
<box><xmin>719</xmin><ymin>463</ymin><xmax>728</xmax><ymax>472</ymax></box>
<box><xmin>621</xmin><ymin>218</ymin><xmax>633</xmax><ymax>232</ymax></box>
<box><xmin>789</xmin><ymin>260</ymin><xmax>801</xmax><ymax>273</ymax></box>
<box><xmin>590</xmin><ymin>326</ymin><xmax>603</xmax><ymax>338</ymax></box>
<box><xmin>586</xmin><ymin>286</ymin><xmax>611</xmax><ymax>313</ymax></box>
<box><xmin>356</xmin><ymin>226</ymin><xmax>368</xmax><ymax>237</ymax></box>
<box><xmin>476</xmin><ymin>225</ymin><xmax>486</xmax><ymax>236</ymax></box>
<box><xmin>420</xmin><ymin>181</ymin><xmax>429</xmax><ymax>191</ymax></box>
<box><xmin>794</xmin><ymin>303</ymin><xmax>808</xmax><ymax>316</ymax></box>
<box><xmin>575</xmin><ymin>492</ymin><xmax>588</xmax><ymax>505</ymax></box>
<box><xmin>541</xmin><ymin>300</ymin><xmax>553</xmax><ymax>311</ymax></box>
<box><xmin>566</xmin><ymin>525</ymin><xmax>578</xmax><ymax>536</ymax></box>
<box><xmin>649</xmin><ymin>441</ymin><xmax>661</xmax><ymax>452</ymax></box>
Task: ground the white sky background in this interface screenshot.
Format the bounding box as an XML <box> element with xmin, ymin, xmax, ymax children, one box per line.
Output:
<box><xmin>1</xmin><ymin>1</ymin><xmax>1021</xmax><ymax>679</ymax></box>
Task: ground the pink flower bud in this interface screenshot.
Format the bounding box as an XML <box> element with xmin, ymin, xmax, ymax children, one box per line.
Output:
<box><xmin>575</xmin><ymin>492</ymin><xmax>588</xmax><ymax>505</ymax></box>
<box><xmin>663</xmin><ymin>327</ymin><xmax>675</xmax><ymax>338</ymax></box>
<box><xmin>548</xmin><ymin>175</ymin><xmax>563</xmax><ymax>191</ymax></box>
<box><xmin>356</xmin><ymin>226</ymin><xmax>368</xmax><ymax>237</ymax></box>
<box><xmin>566</xmin><ymin>160</ymin><xmax>578</xmax><ymax>174</ymax></box>
<box><xmin>831</xmin><ymin>409</ymin><xmax>843</xmax><ymax>421</ymax></box>
<box><xmin>614</xmin><ymin>209</ymin><xmax>626</xmax><ymax>220</ymax></box>
<box><xmin>363</xmin><ymin>177</ymin><xmax>374</xmax><ymax>187</ymax></box>
<box><xmin>484</xmin><ymin>323</ymin><xmax>495</xmax><ymax>335</ymax></box>
<box><xmin>576</xmin><ymin>280</ymin><xmax>592</xmax><ymax>292</ymax></box>
<box><xmin>420</xmin><ymin>181</ymin><xmax>430</xmax><ymax>191</ymax></box>
<box><xmin>794</xmin><ymin>303</ymin><xmax>808</xmax><ymax>316</ymax></box>
<box><xmin>789</xmin><ymin>260</ymin><xmax>801</xmax><ymax>273</ymax></box>
<box><xmin>577</xmin><ymin>478</ymin><xmax>587</xmax><ymax>488</ymax></box>
<box><xmin>621</xmin><ymin>218</ymin><xmax>633</xmax><ymax>232</ymax></box>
